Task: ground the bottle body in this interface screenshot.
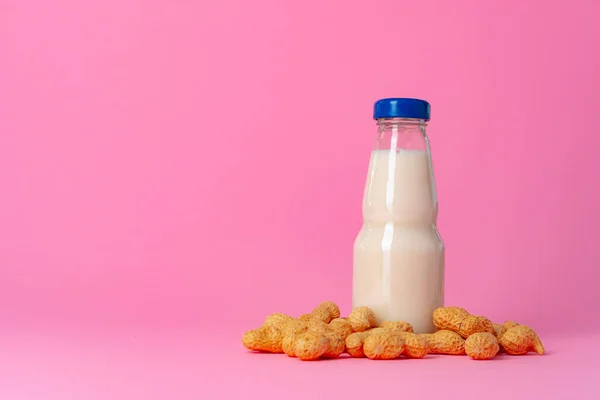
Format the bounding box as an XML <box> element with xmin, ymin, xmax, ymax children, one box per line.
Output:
<box><xmin>353</xmin><ymin>117</ymin><xmax>444</xmax><ymax>334</ymax></box>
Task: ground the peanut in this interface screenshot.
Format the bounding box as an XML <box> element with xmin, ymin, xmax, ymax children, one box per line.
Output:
<box><xmin>499</xmin><ymin>325</ymin><xmax>544</xmax><ymax>355</ymax></box>
<box><xmin>242</xmin><ymin>313</ymin><xmax>296</xmax><ymax>353</ymax></box>
<box><xmin>365</xmin><ymin>327</ymin><xmax>387</xmax><ymax>335</ymax></box>
<box><xmin>289</xmin><ymin>331</ymin><xmax>345</xmax><ymax>361</ymax></box>
<box><xmin>242</xmin><ymin>325</ymin><xmax>285</xmax><ymax>353</ymax></box>
<box><xmin>465</xmin><ymin>332</ymin><xmax>500</xmax><ymax>360</ymax></box>
<box><xmin>397</xmin><ymin>332</ymin><xmax>428</xmax><ymax>359</ymax></box>
<box><xmin>348</xmin><ymin>306</ymin><xmax>376</xmax><ymax>332</ymax></box>
<box><xmin>294</xmin><ymin>332</ymin><xmax>330</xmax><ymax>361</ymax></box>
<box><xmin>322</xmin><ymin>332</ymin><xmax>345</xmax><ymax>359</ymax></box>
<box><xmin>493</xmin><ymin>323</ymin><xmax>507</xmax><ymax>340</ymax></box>
<box><xmin>282</xmin><ymin>319</ymin><xmax>309</xmax><ymax>336</ymax></box>
<box><xmin>379</xmin><ymin>320</ymin><xmax>414</xmax><ymax>333</ymax></box>
<box><xmin>433</xmin><ymin>307</ymin><xmax>469</xmax><ymax>331</ymax></box>
<box><xmin>363</xmin><ymin>331</ymin><xmax>404</xmax><ymax>360</ymax></box>
<box><xmin>503</xmin><ymin>321</ymin><xmax>519</xmax><ymax>330</ymax></box>
<box><xmin>346</xmin><ymin>328</ymin><xmax>424</xmax><ymax>359</ymax></box>
<box><xmin>433</xmin><ymin>307</ymin><xmax>494</xmax><ymax>338</ymax></box>
<box><xmin>329</xmin><ymin>318</ymin><xmax>353</xmax><ymax>340</ymax></box>
<box><xmin>263</xmin><ymin>313</ymin><xmax>294</xmax><ymax>329</ymax></box>
<box><xmin>420</xmin><ymin>330</ymin><xmax>466</xmax><ymax>355</ymax></box>
<box><xmin>282</xmin><ymin>334</ymin><xmax>297</xmax><ymax>357</ymax></box>
<box><xmin>299</xmin><ymin>314</ymin><xmax>312</xmax><ymax>321</ymax></box>
<box><xmin>345</xmin><ymin>331</ymin><xmax>370</xmax><ymax>358</ymax></box>
<box><xmin>330</xmin><ymin>317</ymin><xmax>349</xmax><ymax>325</ymax></box>
<box><xmin>242</xmin><ymin>329</ymin><xmax>263</xmax><ymax>351</ymax></box>
<box><xmin>493</xmin><ymin>323</ymin><xmax>507</xmax><ymax>353</ymax></box>
<box><xmin>459</xmin><ymin>315</ymin><xmax>494</xmax><ymax>338</ymax></box>
<box><xmin>307</xmin><ymin>319</ymin><xmax>330</xmax><ymax>333</ymax></box>
<box><xmin>320</xmin><ymin>301</ymin><xmax>341</xmax><ymax>319</ymax></box>
<box><xmin>310</xmin><ymin>308</ymin><xmax>331</xmax><ymax>323</ymax></box>
<box><xmin>310</xmin><ymin>301</ymin><xmax>340</xmax><ymax>323</ymax></box>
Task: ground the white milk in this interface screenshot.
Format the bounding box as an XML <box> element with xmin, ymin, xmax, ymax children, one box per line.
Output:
<box><xmin>353</xmin><ymin>149</ymin><xmax>444</xmax><ymax>333</ymax></box>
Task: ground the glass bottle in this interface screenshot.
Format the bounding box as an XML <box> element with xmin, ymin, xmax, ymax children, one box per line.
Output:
<box><xmin>352</xmin><ymin>98</ymin><xmax>445</xmax><ymax>334</ymax></box>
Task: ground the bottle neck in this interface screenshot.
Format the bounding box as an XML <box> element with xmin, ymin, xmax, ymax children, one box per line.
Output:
<box><xmin>375</xmin><ymin>118</ymin><xmax>429</xmax><ymax>151</ymax></box>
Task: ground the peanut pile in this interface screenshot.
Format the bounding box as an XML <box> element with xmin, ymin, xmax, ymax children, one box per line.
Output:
<box><xmin>242</xmin><ymin>302</ymin><xmax>545</xmax><ymax>361</ymax></box>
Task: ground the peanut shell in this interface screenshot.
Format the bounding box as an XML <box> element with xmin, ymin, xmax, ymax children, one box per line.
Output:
<box><xmin>282</xmin><ymin>319</ymin><xmax>309</xmax><ymax>336</ymax></box>
<box><xmin>363</xmin><ymin>331</ymin><xmax>404</xmax><ymax>360</ymax></box>
<box><xmin>345</xmin><ymin>331</ymin><xmax>370</xmax><ymax>358</ymax></box>
<box><xmin>282</xmin><ymin>334</ymin><xmax>297</xmax><ymax>357</ymax></box>
<box><xmin>397</xmin><ymin>332</ymin><xmax>428</xmax><ymax>359</ymax></box>
<box><xmin>420</xmin><ymin>330</ymin><xmax>465</xmax><ymax>355</ymax></box>
<box><xmin>458</xmin><ymin>315</ymin><xmax>494</xmax><ymax>338</ymax></box>
<box><xmin>433</xmin><ymin>307</ymin><xmax>469</xmax><ymax>331</ymax></box>
<box><xmin>329</xmin><ymin>318</ymin><xmax>353</xmax><ymax>340</ymax></box>
<box><xmin>307</xmin><ymin>319</ymin><xmax>330</xmax><ymax>334</ymax></box>
<box><xmin>348</xmin><ymin>306</ymin><xmax>376</xmax><ymax>332</ymax></box>
<box><xmin>465</xmin><ymin>332</ymin><xmax>500</xmax><ymax>360</ymax></box>
<box><xmin>263</xmin><ymin>313</ymin><xmax>294</xmax><ymax>329</ymax></box>
<box><xmin>493</xmin><ymin>323</ymin><xmax>507</xmax><ymax>340</ymax></box>
<box><xmin>319</xmin><ymin>301</ymin><xmax>341</xmax><ymax>320</ymax></box>
<box><xmin>322</xmin><ymin>332</ymin><xmax>345</xmax><ymax>359</ymax></box>
<box><xmin>503</xmin><ymin>321</ymin><xmax>519</xmax><ymax>330</ymax></box>
<box><xmin>241</xmin><ymin>325</ymin><xmax>284</xmax><ymax>353</ymax></box>
<box><xmin>294</xmin><ymin>332</ymin><xmax>329</xmax><ymax>361</ymax></box>
<box><xmin>299</xmin><ymin>314</ymin><xmax>312</xmax><ymax>321</ymax></box>
<box><xmin>379</xmin><ymin>320</ymin><xmax>414</xmax><ymax>333</ymax></box>
<box><xmin>499</xmin><ymin>325</ymin><xmax>544</xmax><ymax>355</ymax></box>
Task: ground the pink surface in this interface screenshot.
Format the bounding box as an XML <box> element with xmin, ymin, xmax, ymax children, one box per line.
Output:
<box><xmin>1</xmin><ymin>330</ymin><xmax>599</xmax><ymax>399</ymax></box>
<box><xmin>1</xmin><ymin>0</ymin><xmax>600</xmax><ymax>398</ymax></box>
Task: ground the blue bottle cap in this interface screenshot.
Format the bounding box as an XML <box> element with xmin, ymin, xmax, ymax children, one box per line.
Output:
<box><xmin>373</xmin><ymin>98</ymin><xmax>431</xmax><ymax>121</ymax></box>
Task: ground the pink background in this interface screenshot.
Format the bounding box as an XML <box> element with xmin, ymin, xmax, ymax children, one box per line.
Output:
<box><xmin>1</xmin><ymin>0</ymin><xmax>599</xmax><ymax>398</ymax></box>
